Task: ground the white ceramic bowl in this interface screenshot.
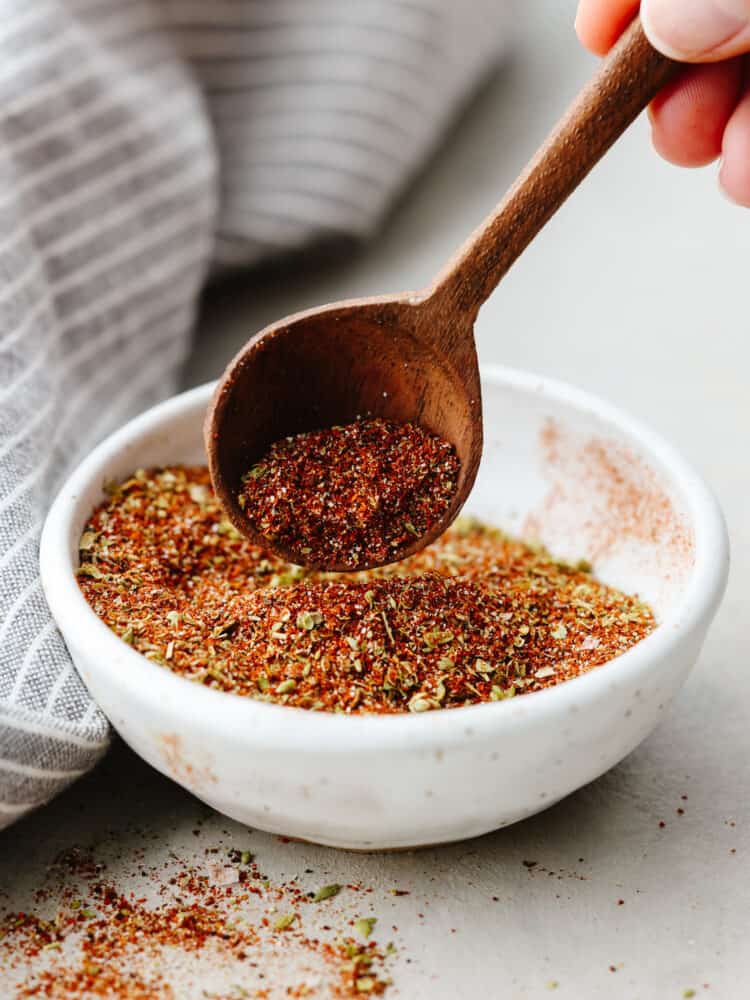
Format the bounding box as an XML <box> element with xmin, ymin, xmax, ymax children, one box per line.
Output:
<box><xmin>40</xmin><ymin>368</ymin><xmax>729</xmax><ymax>850</ymax></box>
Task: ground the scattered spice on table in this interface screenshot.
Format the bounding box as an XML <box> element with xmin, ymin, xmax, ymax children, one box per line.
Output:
<box><xmin>77</xmin><ymin>466</ymin><xmax>656</xmax><ymax>713</ymax></box>
<box><xmin>0</xmin><ymin>844</ymin><xmax>393</xmax><ymax>998</ymax></box>
<box><xmin>237</xmin><ymin>417</ymin><xmax>460</xmax><ymax>568</ymax></box>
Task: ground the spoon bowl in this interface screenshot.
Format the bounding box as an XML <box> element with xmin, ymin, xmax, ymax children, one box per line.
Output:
<box><xmin>205</xmin><ymin>293</ymin><xmax>483</xmax><ymax>571</ymax></box>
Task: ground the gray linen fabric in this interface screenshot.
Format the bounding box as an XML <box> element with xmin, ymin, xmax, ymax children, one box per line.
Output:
<box><xmin>0</xmin><ymin>0</ymin><xmax>508</xmax><ymax>829</ymax></box>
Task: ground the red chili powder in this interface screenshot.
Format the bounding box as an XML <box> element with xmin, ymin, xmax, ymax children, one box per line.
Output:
<box><xmin>237</xmin><ymin>417</ymin><xmax>460</xmax><ymax>569</ymax></box>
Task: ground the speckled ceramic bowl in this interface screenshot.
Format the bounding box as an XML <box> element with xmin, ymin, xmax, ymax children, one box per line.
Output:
<box><xmin>40</xmin><ymin>368</ymin><xmax>729</xmax><ymax>850</ymax></box>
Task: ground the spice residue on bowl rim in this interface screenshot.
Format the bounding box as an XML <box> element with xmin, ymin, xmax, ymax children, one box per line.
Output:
<box><xmin>525</xmin><ymin>418</ymin><xmax>695</xmax><ymax>576</ymax></box>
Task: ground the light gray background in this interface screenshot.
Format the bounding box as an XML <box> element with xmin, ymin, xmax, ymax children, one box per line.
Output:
<box><xmin>1</xmin><ymin>3</ymin><xmax>747</xmax><ymax>997</ymax></box>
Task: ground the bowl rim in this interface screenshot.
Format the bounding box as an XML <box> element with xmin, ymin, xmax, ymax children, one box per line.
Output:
<box><xmin>40</xmin><ymin>365</ymin><xmax>729</xmax><ymax>752</ymax></box>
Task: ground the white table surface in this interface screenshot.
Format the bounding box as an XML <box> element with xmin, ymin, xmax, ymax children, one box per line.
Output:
<box><xmin>2</xmin><ymin>3</ymin><xmax>747</xmax><ymax>997</ymax></box>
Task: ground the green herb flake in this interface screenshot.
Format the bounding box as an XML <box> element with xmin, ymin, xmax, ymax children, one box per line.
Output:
<box><xmin>311</xmin><ymin>883</ymin><xmax>342</xmax><ymax>903</ymax></box>
<box><xmin>297</xmin><ymin>610</ymin><xmax>324</xmax><ymax>630</ymax></box>
<box><xmin>240</xmin><ymin>851</ymin><xmax>252</xmax><ymax>865</ymax></box>
<box><xmin>273</xmin><ymin>913</ymin><xmax>296</xmax><ymax>932</ymax></box>
<box><xmin>77</xmin><ymin>563</ymin><xmax>104</xmax><ymax>580</ymax></box>
<box><xmin>353</xmin><ymin>916</ymin><xmax>377</xmax><ymax>939</ymax></box>
<box><xmin>380</xmin><ymin>611</ymin><xmax>395</xmax><ymax>645</ymax></box>
<box><xmin>491</xmin><ymin>685</ymin><xmax>515</xmax><ymax>701</ymax></box>
<box><xmin>79</xmin><ymin>531</ymin><xmax>97</xmax><ymax>551</ymax></box>
<box><xmin>187</xmin><ymin>483</ymin><xmax>209</xmax><ymax>504</ymax></box>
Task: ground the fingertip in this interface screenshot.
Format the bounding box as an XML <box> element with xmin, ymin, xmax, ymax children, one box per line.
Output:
<box><xmin>718</xmin><ymin>162</ymin><xmax>750</xmax><ymax>205</ymax></box>
<box><xmin>648</xmin><ymin>61</ymin><xmax>743</xmax><ymax>167</ymax></box>
<box><xmin>575</xmin><ymin>0</ymin><xmax>641</xmax><ymax>55</ymax></box>
<box><xmin>642</xmin><ymin>0</ymin><xmax>750</xmax><ymax>62</ymax></box>
<box><xmin>574</xmin><ymin>4</ymin><xmax>607</xmax><ymax>55</ymax></box>
<box><xmin>719</xmin><ymin>87</ymin><xmax>750</xmax><ymax>207</ymax></box>
<box><xmin>650</xmin><ymin>122</ymin><xmax>720</xmax><ymax>166</ymax></box>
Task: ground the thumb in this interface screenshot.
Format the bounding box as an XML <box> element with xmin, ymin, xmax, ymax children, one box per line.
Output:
<box><xmin>642</xmin><ymin>0</ymin><xmax>750</xmax><ymax>60</ymax></box>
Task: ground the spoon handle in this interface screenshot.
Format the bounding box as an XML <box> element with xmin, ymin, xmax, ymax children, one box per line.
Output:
<box><xmin>429</xmin><ymin>17</ymin><xmax>680</xmax><ymax>315</ymax></box>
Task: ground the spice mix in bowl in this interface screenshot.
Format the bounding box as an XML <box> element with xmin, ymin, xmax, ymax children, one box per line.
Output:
<box><xmin>77</xmin><ymin>466</ymin><xmax>656</xmax><ymax>715</ymax></box>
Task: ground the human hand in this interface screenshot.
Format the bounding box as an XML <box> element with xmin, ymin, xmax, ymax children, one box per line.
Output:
<box><xmin>576</xmin><ymin>0</ymin><xmax>750</xmax><ymax>205</ymax></box>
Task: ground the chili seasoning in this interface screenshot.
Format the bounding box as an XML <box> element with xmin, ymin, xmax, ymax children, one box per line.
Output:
<box><xmin>237</xmin><ymin>417</ymin><xmax>460</xmax><ymax>568</ymax></box>
<box><xmin>77</xmin><ymin>466</ymin><xmax>656</xmax><ymax>713</ymax></box>
<box><xmin>1</xmin><ymin>844</ymin><xmax>394</xmax><ymax>997</ymax></box>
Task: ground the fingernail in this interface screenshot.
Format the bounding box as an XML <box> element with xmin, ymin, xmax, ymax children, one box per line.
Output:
<box><xmin>641</xmin><ymin>0</ymin><xmax>749</xmax><ymax>59</ymax></box>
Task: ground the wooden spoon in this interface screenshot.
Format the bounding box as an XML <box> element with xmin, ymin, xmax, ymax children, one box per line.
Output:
<box><xmin>206</xmin><ymin>17</ymin><xmax>678</xmax><ymax>572</ymax></box>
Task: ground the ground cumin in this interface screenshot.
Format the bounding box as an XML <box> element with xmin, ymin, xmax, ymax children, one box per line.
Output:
<box><xmin>77</xmin><ymin>466</ymin><xmax>656</xmax><ymax>713</ymax></box>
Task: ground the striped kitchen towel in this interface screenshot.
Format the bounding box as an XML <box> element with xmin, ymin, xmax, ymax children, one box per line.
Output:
<box><xmin>0</xmin><ymin>0</ymin><xmax>510</xmax><ymax>829</ymax></box>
